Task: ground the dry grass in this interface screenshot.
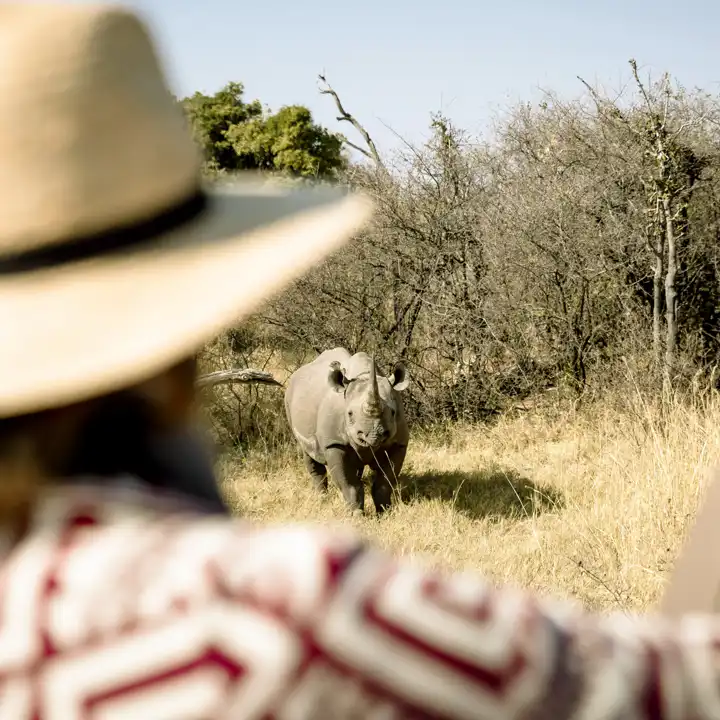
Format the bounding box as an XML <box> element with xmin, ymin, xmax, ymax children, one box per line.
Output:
<box><xmin>219</xmin><ymin>391</ymin><xmax>720</xmax><ymax>614</ymax></box>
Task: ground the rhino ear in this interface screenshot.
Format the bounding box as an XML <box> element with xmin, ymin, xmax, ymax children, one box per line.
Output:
<box><xmin>389</xmin><ymin>362</ymin><xmax>410</xmax><ymax>392</ymax></box>
<box><xmin>328</xmin><ymin>361</ymin><xmax>348</xmax><ymax>393</ymax></box>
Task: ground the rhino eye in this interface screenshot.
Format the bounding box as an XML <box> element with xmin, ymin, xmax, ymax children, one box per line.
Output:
<box><xmin>391</xmin><ymin>408</ymin><xmax>396</xmax><ymax>417</ymax></box>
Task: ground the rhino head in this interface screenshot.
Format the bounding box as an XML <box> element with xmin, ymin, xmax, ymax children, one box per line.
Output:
<box><xmin>327</xmin><ymin>354</ymin><xmax>410</xmax><ymax>450</ymax></box>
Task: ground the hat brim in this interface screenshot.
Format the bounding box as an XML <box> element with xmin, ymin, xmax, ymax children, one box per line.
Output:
<box><xmin>0</xmin><ymin>181</ymin><xmax>372</xmax><ymax>416</ymax></box>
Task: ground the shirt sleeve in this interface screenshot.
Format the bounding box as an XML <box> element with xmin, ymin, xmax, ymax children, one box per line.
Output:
<box><xmin>206</xmin><ymin>522</ymin><xmax>720</xmax><ymax>719</ymax></box>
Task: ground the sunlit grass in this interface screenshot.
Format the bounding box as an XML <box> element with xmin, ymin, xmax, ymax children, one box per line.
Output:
<box><xmin>220</xmin><ymin>392</ymin><xmax>717</xmax><ymax>613</ymax></box>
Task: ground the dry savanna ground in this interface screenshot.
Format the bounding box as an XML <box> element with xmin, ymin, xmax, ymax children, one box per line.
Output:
<box><xmin>218</xmin><ymin>391</ymin><xmax>720</xmax><ymax>614</ymax></box>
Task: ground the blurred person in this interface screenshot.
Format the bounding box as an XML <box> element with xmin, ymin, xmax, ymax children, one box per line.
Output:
<box><xmin>0</xmin><ymin>3</ymin><xmax>718</xmax><ymax>719</ymax></box>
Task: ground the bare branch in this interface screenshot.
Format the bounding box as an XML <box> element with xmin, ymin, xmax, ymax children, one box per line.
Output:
<box><xmin>343</xmin><ymin>139</ymin><xmax>375</xmax><ymax>160</ymax></box>
<box><xmin>577</xmin><ymin>72</ymin><xmax>642</xmax><ymax>140</ymax></box>
<box><xmin>317</xmin><ymin>73</ymin><xmax>385</xmax><ymax>169</ymax></box>
<box><xmin>628</xmin><ymin>58</ymin><xmax>655</xmax><ymax>116</ymax></box>
<box><xmin>196</xmin><ymin>368</ymin><xmax>282</xmax><ymax>390</ymax></box>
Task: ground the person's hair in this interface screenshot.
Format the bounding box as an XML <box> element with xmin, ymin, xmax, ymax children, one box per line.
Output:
<box><xmin>0</xmin><ymin>407</ymin><xmax>81</xmax><ymax>528</ymax></box>
<box><xmin>0</xmin><ymin>356</ymin><xmax>226</xmax><ymax>526</ymax></box>
<box><xmin>0</xmin><ymin>391</ymin><xmax>166</xmax><ymax>524</ymax></box>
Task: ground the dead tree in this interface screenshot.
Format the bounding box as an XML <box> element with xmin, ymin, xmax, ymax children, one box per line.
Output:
<box><xmin>317</xmin><ymin>73</ymin><xmax>386</xmax><ymax>171</ymax></box>
<box><xmin>579</xmin><ymin>59</ymin><xmax>704</xmax><ymax>391</ymax></box>
<box><xmin>627</xmin><ymin>60</ymin><xmax>679</xmax><ymax>388</ymax></box>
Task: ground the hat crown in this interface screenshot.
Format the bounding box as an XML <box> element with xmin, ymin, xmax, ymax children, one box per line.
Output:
<box><xmin>0</xmin><ymin>4</ymin><xmax>202</xmax><ymax>256</ymax></box>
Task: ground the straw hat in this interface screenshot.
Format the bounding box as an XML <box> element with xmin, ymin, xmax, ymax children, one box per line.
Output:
<box><xmin>0</xmin><ymin>4</ymin><xmax>372</xmax><ymax>418</ymax></box>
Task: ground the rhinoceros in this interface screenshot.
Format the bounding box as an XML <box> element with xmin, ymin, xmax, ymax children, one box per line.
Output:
<box><xmin>284</xmin><ymin>347</ymin><xmax>410</xmax><ymax>516</ymax></box>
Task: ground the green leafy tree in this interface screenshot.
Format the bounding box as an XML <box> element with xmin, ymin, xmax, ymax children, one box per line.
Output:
<box><xmin>229</xmin><ymin>105</ymin><xmax>346</xmax><ymax>178</ymax></box>
<box><xmin>179</xmin><ymin>82</ymin><xmax>262</xmax><ymax>173</ymax></box>
<box><xmin>179</xmin><ymin>82</ymin><xmax>346</xmax><ymax>179</ymax></box>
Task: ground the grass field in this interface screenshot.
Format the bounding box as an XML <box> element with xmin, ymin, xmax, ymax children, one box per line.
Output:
<box><xmin>219</xmin><ymin>391</ymin><xmax>720</xmax><ymax>614</ymax></box>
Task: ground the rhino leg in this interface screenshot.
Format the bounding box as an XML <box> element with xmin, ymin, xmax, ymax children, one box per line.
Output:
<box><xmin>325</xmin><ymin>447</ymin><xmax>365</xmax><ymax>515</ymax></box>
<box><xmin>369</xmin><ymin>444</ymin><xmax>407</xmax><ymax>517</ymax></box>
<box><xmin>303</xmin><ymin>452</ymin><xmax>328</xmax><ymax>493</ymax></box>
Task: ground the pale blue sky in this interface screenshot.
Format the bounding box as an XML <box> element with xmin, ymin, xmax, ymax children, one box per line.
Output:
<box><xmin>86</xmin><ymin>0</ymin><xmax>719</xmax><ymax>154</ymax></box>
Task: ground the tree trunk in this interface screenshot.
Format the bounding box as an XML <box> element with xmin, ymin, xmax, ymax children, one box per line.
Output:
<box><xmin>653</xmin><ymin>225</ymin><xmax>664</xmax><ymax>368</ymax></box>
<box><xmin>662</xmin><ymin>195</ymin><xmax>678</xmax><ymax>388</ymax></box>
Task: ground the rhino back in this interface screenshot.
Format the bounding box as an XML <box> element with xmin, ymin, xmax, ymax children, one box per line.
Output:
<box><xmin>343</xmin><ymin>351</ymin><xmax>373</xmax><ymax>379</ymax></box>
<box><xmin>314</xmin><ymin>347</ymin><xmax>352</xmax><ymax>368</ymax></box>
<box><xmin>285</xmin><ymin>348</ymin><xmax>352</xmax><ymax>461</ymax></box>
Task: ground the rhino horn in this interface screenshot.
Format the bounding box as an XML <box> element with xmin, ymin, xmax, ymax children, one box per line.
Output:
<box><xmin>363</xmin><ymin>357</ymin><xmax>382</xmax><ymax>417</ymax></box>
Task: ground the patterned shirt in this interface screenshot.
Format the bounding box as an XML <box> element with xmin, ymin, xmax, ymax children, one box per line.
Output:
<box><xmin>2</xmin><ymin>478</ymin><xmax>719</xmax><ymax>719</ymax></box>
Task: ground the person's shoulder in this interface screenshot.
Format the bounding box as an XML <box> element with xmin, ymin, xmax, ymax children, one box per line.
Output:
<box><xmin>57</xmin><ymin>509</ymin><xmax>371</xmax><ymax>635</ymax></box>
<box><xmin>0</xmin><ymin>493</ymin><xmax>393</xmax><ymax>716</ymax></box>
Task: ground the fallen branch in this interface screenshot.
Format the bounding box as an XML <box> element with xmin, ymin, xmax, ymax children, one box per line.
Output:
<box><xmin>196</xmin><ymin>368</ymin><xmax>283</xmax><ymax>390</ymax></box>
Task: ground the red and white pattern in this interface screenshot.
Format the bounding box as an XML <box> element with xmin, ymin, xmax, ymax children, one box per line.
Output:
<box><xmin>0</xmin><ymin>480</ymin><xmax>719</xmax><ymax>719</ymax></box>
